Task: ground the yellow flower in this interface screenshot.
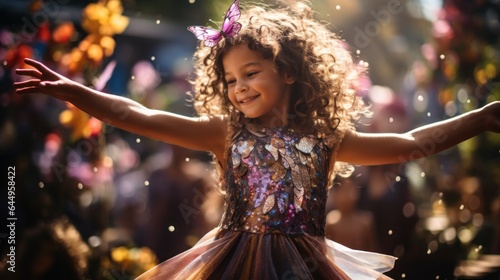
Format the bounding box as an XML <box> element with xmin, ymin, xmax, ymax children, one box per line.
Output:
<box><xmin>70</xmin><ymin>0</ymin><xmax>129</xmax><ymax>68</ymax></box>
<box><xmin>109</xmin><ymin>14</ymin><xmax>129</xmax><ymax>34</ymax></box>
<box><xmin>59</xmin><ymin>103</ymin><xmax>91</xmax><ymax>141</ymax></box>
<box><xmin>111</xmin><ymin>246</ymin><xmax>129</xmax><ymax>263</ymax></box>
<box><xmin>100</xmin><ymin>36</ymin><xmax>116</xmax><ymax>56</ymax></box>
<box><xmin>82</xmin><ymin>0</ymin><xmax>129</xmax><ymax>36</ymax></box>
<box><xmin>106</xmin><ymin>0</ymin><xmax>124</xmax><ymax>14</ymax></box>
<box><xmin>474</xmin><ymin>69</ymin><xmax>488</xmax><ymax>85</ymax></box>
<box><xmin>485</xmin><ymin>63</ymin><xmax>497</xmax><ymax>79</ymax></box>
<box><xmin>137</xmin><ymin>247</ymin><xmax>157</xmax><ymax>265</ymax></box>
<box><xmin>87</xmin><ymin>44</ymin><xmax>104</xmax><ymax>65</ymax></box>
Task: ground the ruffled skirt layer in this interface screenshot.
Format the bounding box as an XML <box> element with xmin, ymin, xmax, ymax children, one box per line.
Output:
<box><xmin>136</xmin><ymin>228</ymin><xmax>396</xmax><ymax>280</ymax></box>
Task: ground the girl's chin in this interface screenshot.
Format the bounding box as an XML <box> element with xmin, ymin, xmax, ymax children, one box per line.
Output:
<box><xmin>240</xmin><ymin>111</ymin><xmax>262</xmax><ymax>119</ymax></box>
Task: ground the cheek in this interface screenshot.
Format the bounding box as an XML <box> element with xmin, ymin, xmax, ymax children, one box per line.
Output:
<box><xmin>227</xmin><ymin>91</ymin><xmax>238</xmax><ymax>106</ymax></box>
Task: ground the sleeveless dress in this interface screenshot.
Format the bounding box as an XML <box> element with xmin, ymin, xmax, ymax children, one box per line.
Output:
<box><xmin>136</xmin><ymin>124</ymin><xmax>396</xmax><ymax>280</ymax></box>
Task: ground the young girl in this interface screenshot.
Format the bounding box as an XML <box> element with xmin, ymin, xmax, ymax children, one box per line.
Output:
<box><xmin>14</xmin><ymin>1</ymin><xmax>500</xmax><ymax>279</ymax></box>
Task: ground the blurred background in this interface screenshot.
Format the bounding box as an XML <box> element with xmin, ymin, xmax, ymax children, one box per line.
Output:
<box><xmin>0</xmin><ymin>0</ymin><xmax>499</xmax><ymax>279</ymax></box>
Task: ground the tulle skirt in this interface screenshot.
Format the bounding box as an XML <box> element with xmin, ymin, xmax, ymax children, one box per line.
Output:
<box><xmin>136</xmin><ymin>227</ymin><xmax>396</xmax><ymax>280</ymax></box>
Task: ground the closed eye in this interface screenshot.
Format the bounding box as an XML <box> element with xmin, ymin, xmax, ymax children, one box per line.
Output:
<box><xmin>247</xmin><ymin>71</ymin><xmax>258</xmax><ymax>77</ymax></box>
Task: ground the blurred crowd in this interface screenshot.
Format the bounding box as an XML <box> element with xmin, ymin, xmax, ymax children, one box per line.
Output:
<box><xmin>1</xmin><ymin>0</ymin><xmax>500</xmax><ymax>279</ymax></box>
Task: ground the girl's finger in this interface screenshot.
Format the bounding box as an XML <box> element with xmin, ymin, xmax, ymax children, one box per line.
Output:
<box><xmin>23</xmin><ymin>58</ymin><xmax>54</xmax><ymax>73</ymax></box>
<box><xmin>15</xmin><ymin>86</ymin><xmax>42</xmax><ymax>95</ymax></box>
<box><xmin>13</xmin><ymin>79</ymin><xmax>41</xmax><ymax>88</ymax></box>
<box><xmin>15</xmin><ymin>68</ymin><xmax>43</xmax><ymax>78</ymax></box>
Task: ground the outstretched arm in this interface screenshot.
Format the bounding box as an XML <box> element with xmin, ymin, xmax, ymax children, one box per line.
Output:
<box><xmin>14</xmin><ymin>58</ymin><xmax>227</xmax><ymax>158</ymax></box>
<box><xmin>336</xmin><ymin>101</ymin><xmax>500</xmax><ymax>165</ymax></box>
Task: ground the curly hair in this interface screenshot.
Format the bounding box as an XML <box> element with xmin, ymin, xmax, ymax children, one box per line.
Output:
<box><xmin>191</xmin><ymin>0</ymin><xmax>369</xmax><ymax>137</ymax></box>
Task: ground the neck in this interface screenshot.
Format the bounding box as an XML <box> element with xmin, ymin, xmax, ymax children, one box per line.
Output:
<box><xmin>254</xmin><ymin>107</ymin><xmax>290</xmax><ymax>127</ymax></box>
<box><xmin>254</xmin><ymin>91</ymin><xmax>293</xmax><ymax>128</ymax></box>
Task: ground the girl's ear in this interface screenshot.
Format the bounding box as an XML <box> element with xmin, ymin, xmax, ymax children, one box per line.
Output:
<box><xmin>284</xmin><ymin>73</ymin><xmax>295</xmax><ymax>84</ymax></box>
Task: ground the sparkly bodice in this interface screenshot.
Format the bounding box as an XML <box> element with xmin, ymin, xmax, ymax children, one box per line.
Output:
<box><xmin>137</xmin><ymin>123</ymin><xmax>397</xmax><ymax>280</ymax></box>
<box><xmin>219</xmin><ymin>124</ymin><xmax>336</xmax><ymax>236</ymax></box>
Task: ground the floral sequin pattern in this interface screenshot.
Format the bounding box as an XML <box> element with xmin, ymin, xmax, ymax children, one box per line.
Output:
<box><xmin>220</xmin><ymin>124</ymin><xmax>335</xmax><ymax>236</ymax></box>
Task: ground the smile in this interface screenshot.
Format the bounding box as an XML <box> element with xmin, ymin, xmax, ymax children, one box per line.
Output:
<box><xmin>239</xmin><ymin>95</ymin><xmax>259</xmax><ymax>104</ymax></box>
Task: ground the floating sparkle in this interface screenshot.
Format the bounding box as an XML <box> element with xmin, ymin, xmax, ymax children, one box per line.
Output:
<box><xmin>88</xmin><ymin>235</ymin><xmax>101</xmax><ymax>248</ymax></box>
<box><xmin>428</xmin><ymin>240</ymin><xmax>438</xmax><ymax>253</ymax></box>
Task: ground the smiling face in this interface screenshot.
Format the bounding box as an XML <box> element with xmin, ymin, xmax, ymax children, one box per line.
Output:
<box><xmin>222</xmin><ymin>44</ymin><xmax>295</xmax><ymax>126</ymax></box>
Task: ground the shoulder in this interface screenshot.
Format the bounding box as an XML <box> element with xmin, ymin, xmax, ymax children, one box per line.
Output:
<box><xmin>196</xmin><ymin>114</ymin><xmax>230</xmax><ymax>138</ymax></box>
<box><xmin>321</xmin><ymin>126</ymin><xmax>350</xmax><ymax>156</ymax></box>
<box><xmin>198</xmin><ymin>114</ymin><xmax>228</xmax><ymax>125</ymax></box>
<box><xmin>200</xmin><ymin>114</ymin><xmax>229</xmax><ymax>159</ymax></box>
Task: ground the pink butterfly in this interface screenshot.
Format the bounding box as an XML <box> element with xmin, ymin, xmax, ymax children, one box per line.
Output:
<box><xmin>187</xmin><ymin>0</ymin><xmax>242</xmax><ymax>47</ymax></box>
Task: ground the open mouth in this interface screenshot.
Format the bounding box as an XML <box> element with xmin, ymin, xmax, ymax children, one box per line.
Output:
<box><xmin>239</xmin><ymin>95</ymin><xmax>259</xmax><ymax>104</ymax></box>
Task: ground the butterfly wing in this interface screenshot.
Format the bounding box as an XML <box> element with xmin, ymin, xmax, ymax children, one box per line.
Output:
<box><xmin>187</xmin><ymin>0</ymin><xmax>241</xmax><ymax>46</ymax></box>
<box><xmin>223</xmin><ymin>22</ymin><xmax>242</xmax><ymax>38</ymax></box>
<box><xmin>221</xmin><ymin>0</ymin><xmax>242</xmax><ymax>37</ymax></box>
<box><xmin>187</xmin><ymin>26</ymin><xmax>223</xmax><ymax>47</ymax></box>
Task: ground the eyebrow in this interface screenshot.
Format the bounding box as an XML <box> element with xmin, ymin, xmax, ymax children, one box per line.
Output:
<box><xmin>224</xmin><ymin>61</ymin><xmax>261</xmax><ymax>76</ymax></box>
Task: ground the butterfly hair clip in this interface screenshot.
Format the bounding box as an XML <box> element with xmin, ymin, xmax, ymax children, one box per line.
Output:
<box><xmin>187</xmin><ymin>0</ymin><xmax>242</xmax><ymax>47</ymax></box>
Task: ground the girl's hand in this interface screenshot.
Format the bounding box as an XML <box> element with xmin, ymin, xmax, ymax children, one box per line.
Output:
<box><xmin>480</xmin><ymin>101</ymin><xmax>500</xmax><ymax>133</ymax></box>
<box><xmin>13</xmin><ymin>58</ymin><xmax>78</xmax><ymax>101</ymax></box>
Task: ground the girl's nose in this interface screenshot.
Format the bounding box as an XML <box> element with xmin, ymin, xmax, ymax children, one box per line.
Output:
<box><xmin>235</xmin><ymin>80</ymin><xmax>248</xmax><ymax>94</ymax></box>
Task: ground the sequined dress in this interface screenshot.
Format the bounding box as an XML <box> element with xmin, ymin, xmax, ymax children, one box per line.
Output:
<box><xmin>137</xmin><ymin>124</ymin><xmax>396</xmax><ymax>280</ymax></box>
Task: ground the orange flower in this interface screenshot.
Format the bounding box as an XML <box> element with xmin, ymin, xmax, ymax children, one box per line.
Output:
<box><xmin>59</xmin><ymin>103</ymin><xmax>102</xmax><ymax>141</ymax></box>
<box><xmin>81</xmin><ymin>0</ymin><xmax>128</xmax><ymax>40</ymax></box>
<box><xmin>53</xmin><ymin>22</ymin><xmax>75</xmax><ymax>44</ymax></box>
<box><xmin>62</xmin><ymin>0</ymin><xmax>128</xmax><ymax>71</ymax></box>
